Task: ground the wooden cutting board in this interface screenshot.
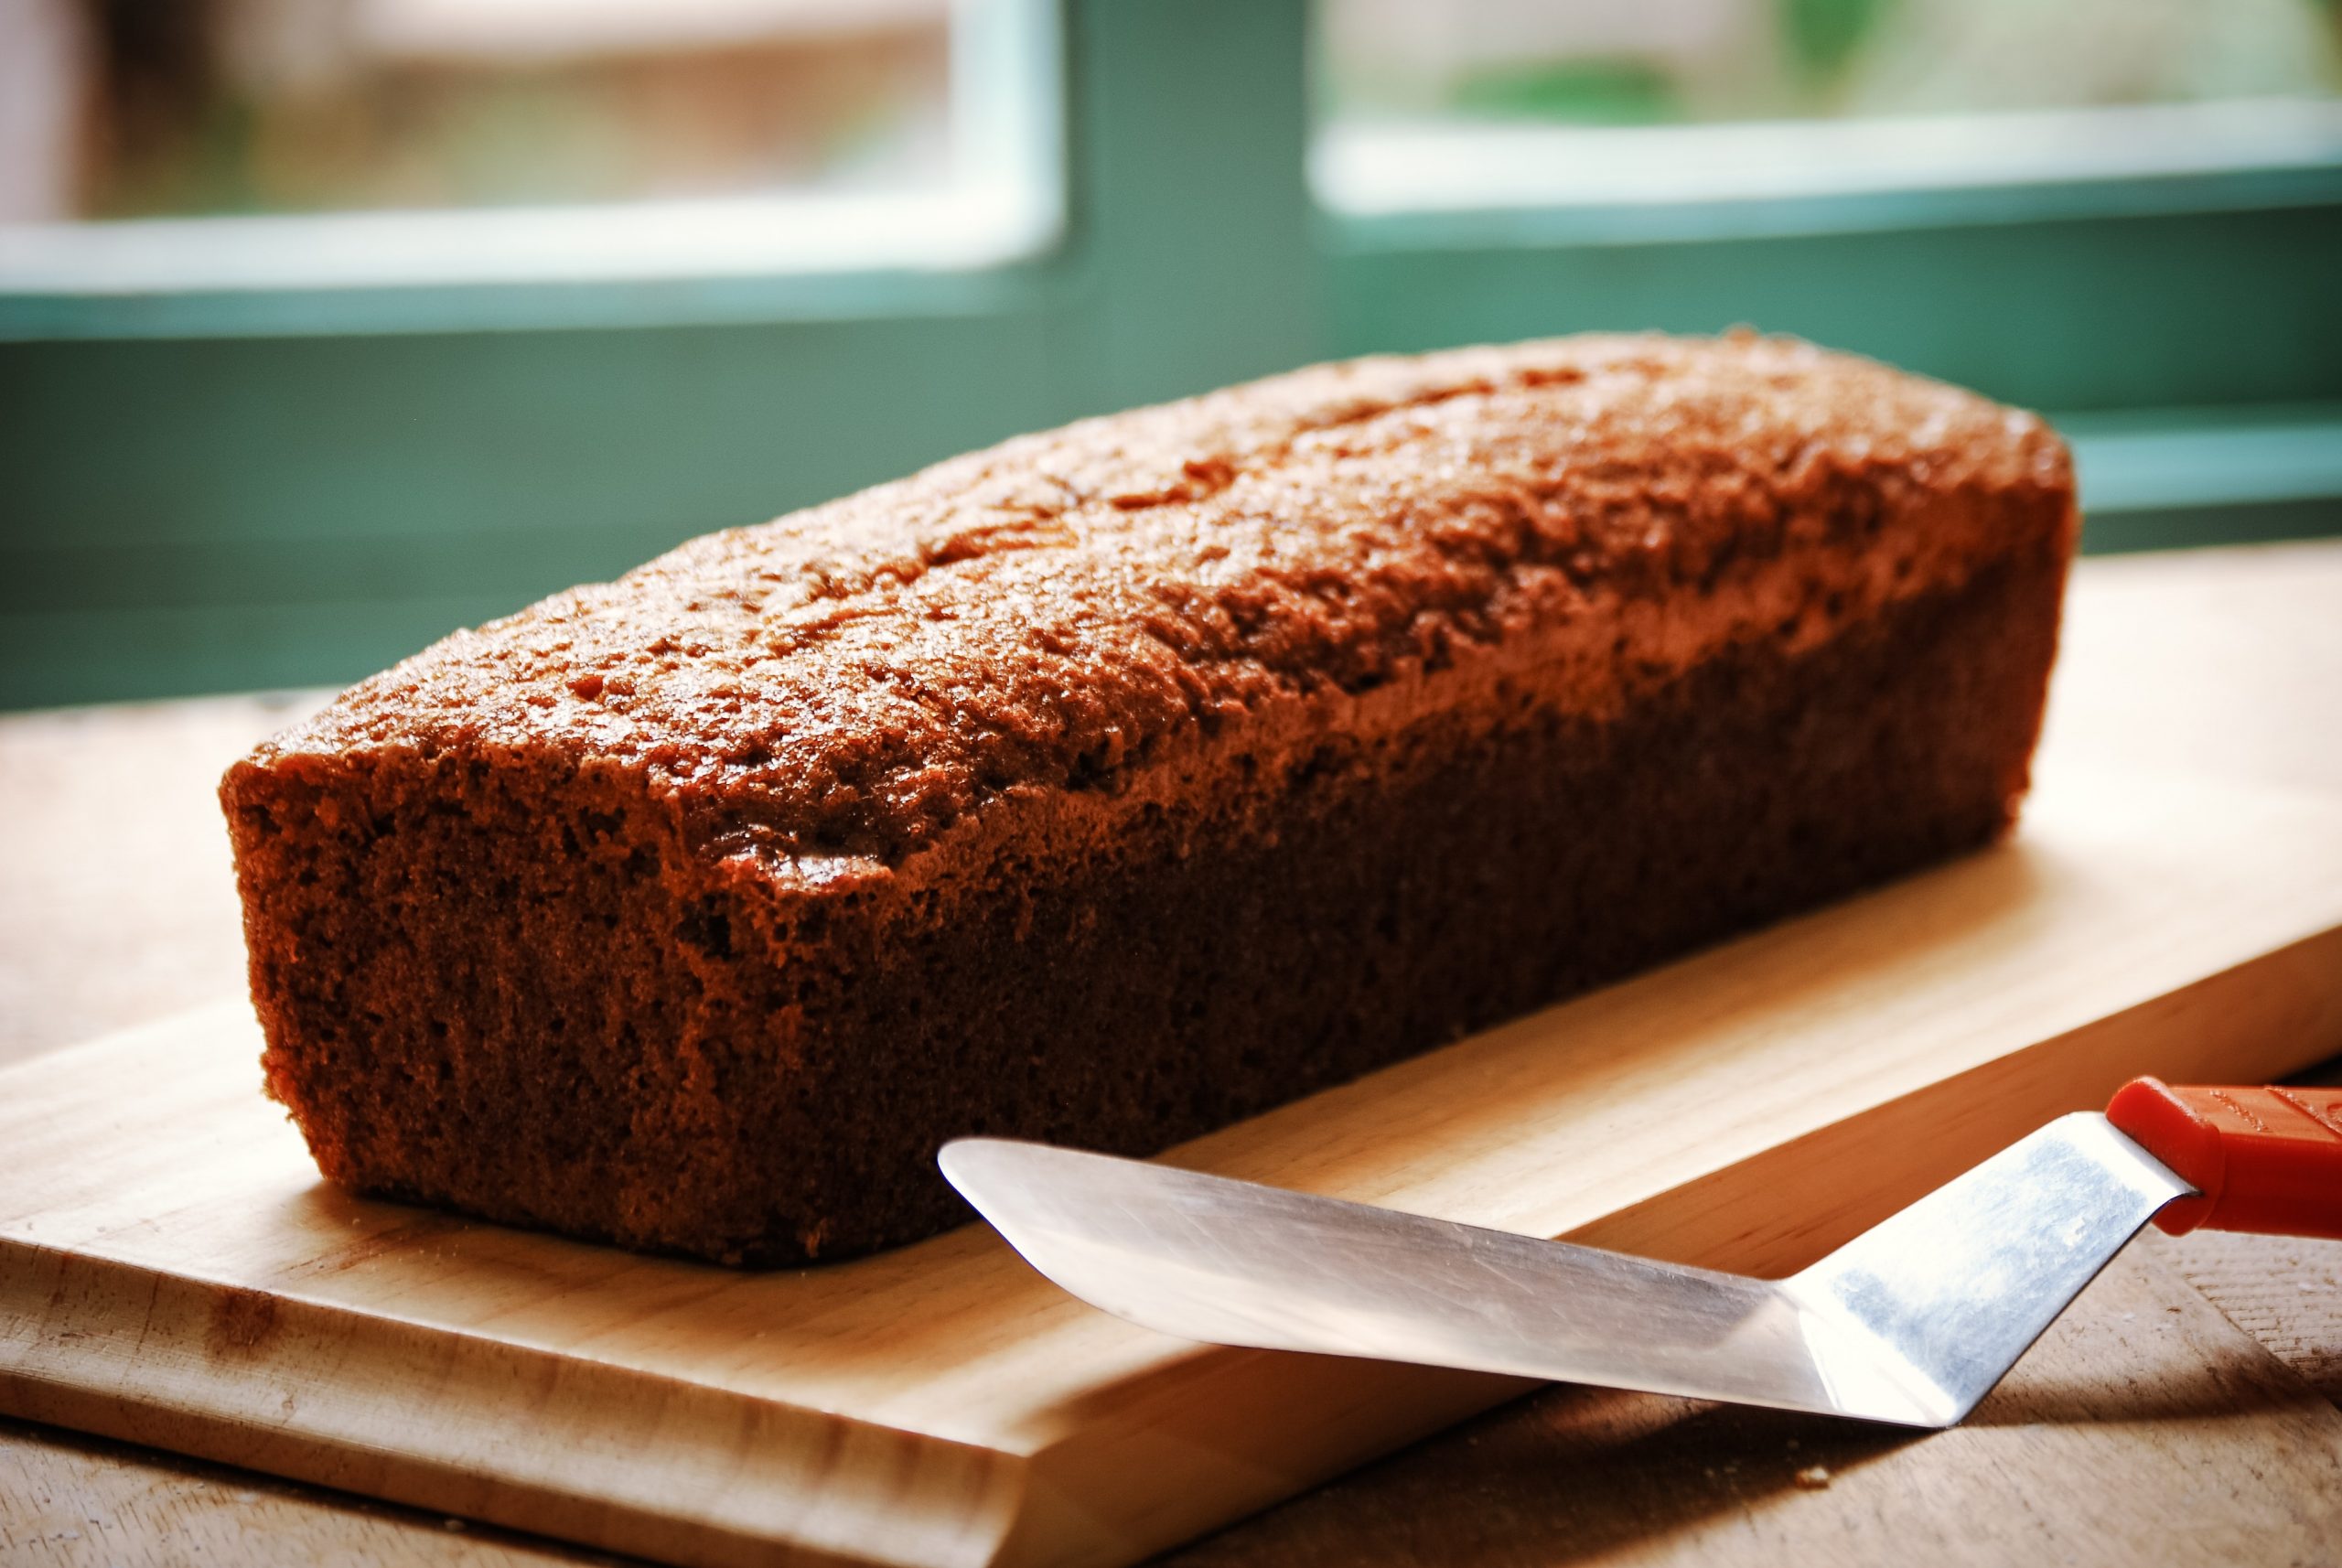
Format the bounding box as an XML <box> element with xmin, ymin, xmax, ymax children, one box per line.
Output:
<box><xmin>5</xmin><ymin>757</ymin><xmax>2342</xmax><ymax>1568</ymax></box>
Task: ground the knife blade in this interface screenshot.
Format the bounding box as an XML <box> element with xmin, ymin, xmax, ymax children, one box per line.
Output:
<box><xmin>941</xmin><ymin>1111</ymin><xmax>2188</xmax><ymax>1427</ymax></box>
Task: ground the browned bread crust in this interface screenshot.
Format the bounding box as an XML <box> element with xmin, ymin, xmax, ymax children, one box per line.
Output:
<box><xmin>222</xmin><ymin>333</ymin><xmax>2077</xmax><ymax>1264</ymax></box>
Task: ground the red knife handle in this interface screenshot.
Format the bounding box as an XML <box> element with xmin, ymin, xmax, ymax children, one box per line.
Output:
<box><xmin>2107</xmin><ymin>1079</ymin><xmax>2342</xmax><ymax>1239</ymax></box>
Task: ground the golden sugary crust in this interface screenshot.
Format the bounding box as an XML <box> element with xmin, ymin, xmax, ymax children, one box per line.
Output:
<box><xmin>255</xmin><ymin>333</ymin><xmax>2071</xmax><ymax>865</ymax></box>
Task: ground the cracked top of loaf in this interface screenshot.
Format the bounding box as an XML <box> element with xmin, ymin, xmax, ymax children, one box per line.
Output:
<box><xmin>244</xmin><ymin>333</ymin><xmax>2073</xmax><ymax>862</ymax></box>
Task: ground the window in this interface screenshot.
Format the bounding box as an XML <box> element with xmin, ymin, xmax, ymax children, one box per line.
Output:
<box><xmin>0</xmin><ymin>0</ymin><xmax>1058</xmax><ymax>306</ymax></box>
<box><xmin>1315</xmin><ymin>0</ymin><xmax>2342</xmax><ymax>258</ymax></box>
<box><xmin>0</xmin><ymin>0</ymin><xmax>2335</xmax><ymax>709</ymax></box>
<box><xmin>1320</xmin><ymin>0</ymin><xmax>2342</xmax><ymax>130</ymax></box>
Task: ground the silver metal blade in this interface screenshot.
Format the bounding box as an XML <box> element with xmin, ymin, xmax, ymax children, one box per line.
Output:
<box><xmin>940</xmin><ymin>1113</ymin><xmax>2190</xmax><ymax>1428</ymax></box>
<box><xmin>1779</xmin><ymin>1112</ymin><xmax>2193</xmax><ymax>1424</ymax></box>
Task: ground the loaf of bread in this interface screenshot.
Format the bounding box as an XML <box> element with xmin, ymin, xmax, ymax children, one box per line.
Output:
<box><xmin>222</xmin><ymin>333</ymin><xmax>2076</xmax><ymax>1264</ymax></box>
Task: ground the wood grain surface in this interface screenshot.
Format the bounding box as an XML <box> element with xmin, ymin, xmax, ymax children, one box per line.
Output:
<box><xmin>1163</xmin><ymin>1234</ymin><xmax>2342</xmax><ymax>1568</ymax></box>
<box><xmin>0</xmin><ymin>690</ymin><xmax>326</xmax><ymax>1069</ymax></box>
<box><xmin>6</xmin><ymin>748</ymin><xmax>2342</xmax><ymax>1565</ymax></box>
<box><xmin>5</xmin><ymin>542</ymin><xmax>2342</xmax><ymax>1567</ymax></box>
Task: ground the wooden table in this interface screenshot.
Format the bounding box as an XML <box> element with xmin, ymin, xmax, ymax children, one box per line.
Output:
<box><xmin>5</xmin><ymin>542</ymin><xmax>2341</xmax><ymax>1565</ymax></box>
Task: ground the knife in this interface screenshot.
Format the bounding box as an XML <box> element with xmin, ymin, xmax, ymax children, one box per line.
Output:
<box><xmin>940</xmin><ymin>1079</ymin><xmax>2342</xmax><ymax>1427</ymax></box>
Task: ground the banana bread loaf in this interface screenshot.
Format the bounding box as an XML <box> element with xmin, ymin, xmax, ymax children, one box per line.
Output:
<box><xmin>222</xmin><ymin>333</ymin><xmax>2076</xmax><ymax>1264</ymax></box>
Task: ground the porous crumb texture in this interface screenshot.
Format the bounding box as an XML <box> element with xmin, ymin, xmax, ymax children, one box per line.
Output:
<box><xmin>222</xmin><ymin>333</ymin><xmax>2077</xmax><ymax>1264</ymax></box>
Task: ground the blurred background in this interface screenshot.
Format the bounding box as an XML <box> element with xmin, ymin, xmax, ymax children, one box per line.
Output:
<box><xmin>2</xmin><ymin>0</ymin><xmax>2337</xmax><ymax>708</ymax></box>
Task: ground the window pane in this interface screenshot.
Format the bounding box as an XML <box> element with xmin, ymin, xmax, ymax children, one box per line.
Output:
<box><xmin>1318</xmin><ymin>0</ymin><xmax>2342</xmax><ymax>130</ymax></box>
<box><xmin>0</xmin><ymin>0</ymin><xmax>952</xmax><ymax>225</ymax></box>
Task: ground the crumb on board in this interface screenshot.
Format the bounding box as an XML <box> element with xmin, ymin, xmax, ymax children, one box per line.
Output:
<box><xmin>1794</xmin><ymin>1465</ymin><xmax>1833</xmax><ymax>1490</ymax></box>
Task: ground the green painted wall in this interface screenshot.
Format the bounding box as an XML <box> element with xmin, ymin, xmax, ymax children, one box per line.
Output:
<box><xmin>3</xmin><ymin>0</ymin><xmax>2337</xmax><ymax>709</ymax></box>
